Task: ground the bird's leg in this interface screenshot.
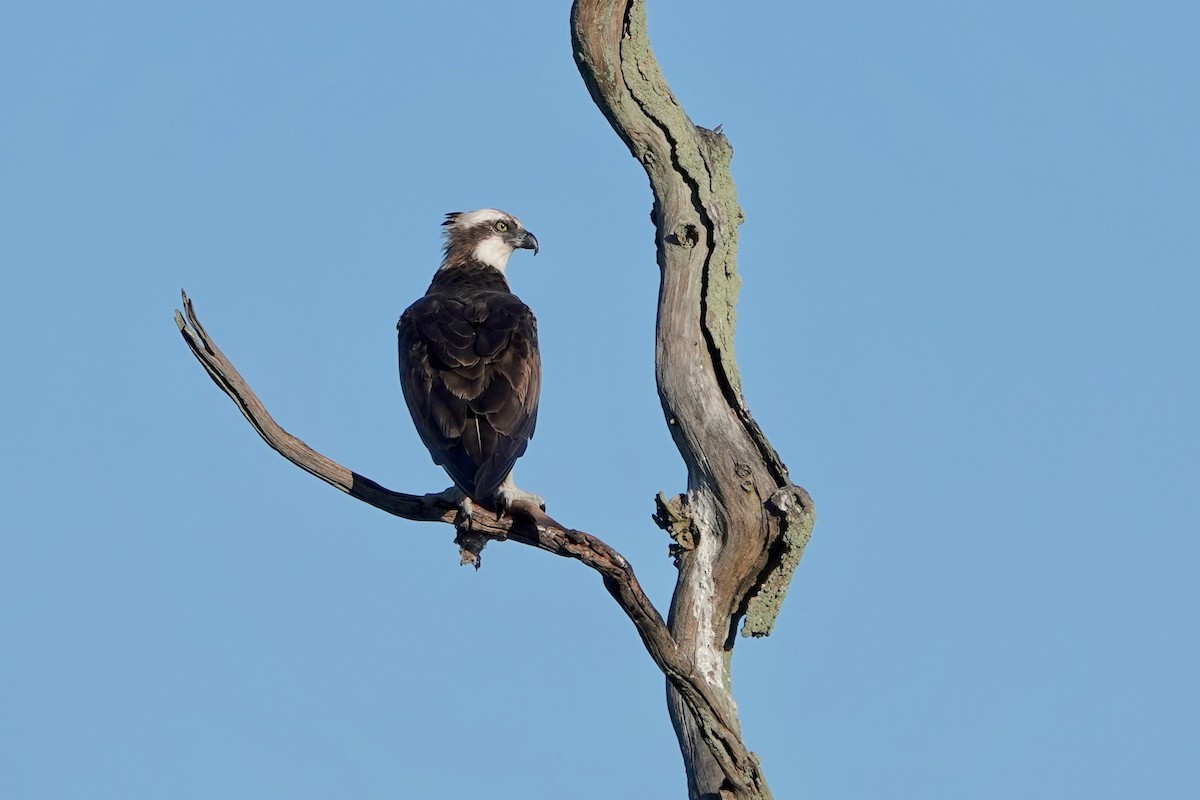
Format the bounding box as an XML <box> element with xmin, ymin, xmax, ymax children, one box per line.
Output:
<box><xmin>457</xmin><ymin>494</ymin><xmax>475</xmax><ymax>529</ymax></box>
<box><xmin>494</xmin><ymin>471</ymin><xmax>545</xmax><ymax>514</ymax></box>
<box><xmin>430</xmin><ymin>485</ymin><xmax>475</xmax><ymax>530</ymax></box>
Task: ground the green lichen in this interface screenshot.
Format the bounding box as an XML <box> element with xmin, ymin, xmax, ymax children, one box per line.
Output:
<box><xmin>742</xmin><ymin>487</ymin><xmax>816</xmax><ymax>638</ymax></box>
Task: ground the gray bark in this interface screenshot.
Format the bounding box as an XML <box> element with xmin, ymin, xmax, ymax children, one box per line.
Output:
<box><xmin>571</xmin><ymin>2</ymin><xmax>815</xmax><ymax>798</ymax></box>
<box><xmin>175</xmin><ymin>2</ymin><xmax>814</xmax><ymax>797</ymax></box>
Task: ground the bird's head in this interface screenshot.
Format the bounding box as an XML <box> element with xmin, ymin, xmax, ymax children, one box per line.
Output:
<box><xmin>440</xmin><ymin>208</ymin><xmax>538</xmax><ymax>273</ymax></box>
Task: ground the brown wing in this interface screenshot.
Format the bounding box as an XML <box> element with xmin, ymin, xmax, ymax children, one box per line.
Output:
<box><xmin>397</xmin><ymin>289</ymin><xmax>540</xmax><ymax>501</ymax></box>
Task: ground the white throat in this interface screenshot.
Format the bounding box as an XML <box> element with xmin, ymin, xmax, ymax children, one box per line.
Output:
<box><xmin>472</xmin><ymin>237</ymin><xmax>514</xmax><ymax>273</ymax></box>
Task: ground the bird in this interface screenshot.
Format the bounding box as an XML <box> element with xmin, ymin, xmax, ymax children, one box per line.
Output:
<box><xmin>397</xmin><ymin>209</ymin><xmax>543</xmax><ymax>520</ymax></box>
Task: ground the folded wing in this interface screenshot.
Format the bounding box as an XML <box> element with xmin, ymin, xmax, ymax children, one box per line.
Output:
<box><xmin>398</xmin><ymin>289</ymin><xmax>540</xmax><ymax>501</ymax></box>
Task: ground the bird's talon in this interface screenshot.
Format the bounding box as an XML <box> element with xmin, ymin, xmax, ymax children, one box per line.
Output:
<box><xmin>457</xmin><ymin>496</ymin><xmax>475</xmax><ymax>530</ymax></box>
<box><xmin>494</xmin><ymin>476</ymin><xmax>544</xmax><ymax>516</ymax></box>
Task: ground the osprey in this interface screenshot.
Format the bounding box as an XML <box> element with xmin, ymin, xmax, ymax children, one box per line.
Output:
<box><xmin>397</xmin><ymin>209</ymin><xmax>543</xmax><ymax>515</ymax></box>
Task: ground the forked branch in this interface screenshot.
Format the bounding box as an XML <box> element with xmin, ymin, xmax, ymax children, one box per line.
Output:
<box><xmin>174</xmin><ymin>290</ymin><xmax>761</xmax><ymax>789</ymax></box>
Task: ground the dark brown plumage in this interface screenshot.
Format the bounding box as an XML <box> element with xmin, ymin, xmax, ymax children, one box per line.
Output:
<box><xmin>397</xmin><ymin>210</ymin><xmax>540</xmax><ymax>504</ymax></box>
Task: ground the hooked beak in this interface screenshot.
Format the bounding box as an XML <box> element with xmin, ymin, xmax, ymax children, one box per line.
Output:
<box><xmin>519</xmin><ymin>231</ymin><xmax>539</xmax><ymax>255</ymax></box>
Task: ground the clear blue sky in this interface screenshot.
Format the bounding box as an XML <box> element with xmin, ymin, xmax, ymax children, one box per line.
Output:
<box><xmin>2</xmin><ymin>2</ymin><xmax>1197</xmax><ymax>797</ymax></box>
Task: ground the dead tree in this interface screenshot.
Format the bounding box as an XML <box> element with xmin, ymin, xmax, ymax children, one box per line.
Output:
<box><xmin>176</xmin><ymin>2</ymin><xmax>814</xmax><ymax>798</ymax></box>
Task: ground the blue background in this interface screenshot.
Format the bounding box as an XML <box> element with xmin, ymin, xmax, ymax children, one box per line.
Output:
<box><xmin>2</xmin><ymin>2</ymin><xmax>1197</xmax><ymax>797</ymax></box>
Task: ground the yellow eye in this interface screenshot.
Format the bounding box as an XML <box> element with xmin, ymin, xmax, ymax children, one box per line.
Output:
<box><xmin>494</xmin><ymin>220</ymin><xmax>509</xmax><ymax>232</ymax></box>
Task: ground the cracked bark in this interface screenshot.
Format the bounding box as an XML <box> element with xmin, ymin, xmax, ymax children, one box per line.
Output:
<box><xmin>572</xmin><ymin>2</ymin><xmax>815</xmax><ymax>798</ymax></box>
<box><xmin>176</xmin><ymin>2</ymin><xmax>814</xmax><ymax>796</ymax></box>
<box><xmin>175</xmin><ymin>291</ymin><xmax>780</xmax><ymax>797</ymax></box>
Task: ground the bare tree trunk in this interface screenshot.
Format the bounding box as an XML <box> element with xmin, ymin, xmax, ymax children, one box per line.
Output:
<box><xmin>571</xmin><ymin>3</ymin><xmax>815</xmax><ymax>798</ymax></box>
<box><xmin>175</xmin><ymin>3</ymin><xmax>813</xmax><ymax>798</ymax></box>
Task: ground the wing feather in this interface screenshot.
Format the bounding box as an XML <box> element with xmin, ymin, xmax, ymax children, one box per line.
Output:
<box><xmin>398</xmin><ymin>284</ymin><xmax>539</xmax><ymax>501</ymax></box>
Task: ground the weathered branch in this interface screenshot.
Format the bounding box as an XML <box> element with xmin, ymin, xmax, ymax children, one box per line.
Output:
<box><xmin>174</xmin><ymin>290</ymin><xmax>757</xmax><ymax>790</ymax></box>
<box><xmin>572</xmin><ymin>1</ymin><xmax>816</xmax><ymax>797</ymax></box>
<box><xmin>178</xmin><ymin>4</ymin><xmax>816</xmax><ymax>796</ymax></box>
